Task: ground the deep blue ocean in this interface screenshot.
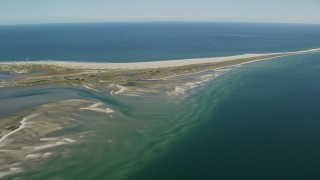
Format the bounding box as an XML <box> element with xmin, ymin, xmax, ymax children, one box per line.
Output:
<box><xmin>0</xmin><ymin>22</ymin><xmax>320</xmax><ymax>62</ymax></box>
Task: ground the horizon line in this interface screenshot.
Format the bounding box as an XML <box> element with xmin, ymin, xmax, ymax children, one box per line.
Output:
<box><xmin>0</xmin><ymin>20</ymin><xmax>320</xmax><ymax>26</ymax></box>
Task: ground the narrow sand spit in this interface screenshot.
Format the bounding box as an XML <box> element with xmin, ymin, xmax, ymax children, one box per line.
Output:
<box><xmin>2</xmin><ymin>48</ymin><xmax>320</xmax><ymax>70</ymax></box>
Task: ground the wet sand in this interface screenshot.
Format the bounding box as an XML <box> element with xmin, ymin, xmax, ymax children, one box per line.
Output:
<box><xmin>1</xmin><ymin>49</ymin><xmax>320</xmax><ymax>178</ymax></box>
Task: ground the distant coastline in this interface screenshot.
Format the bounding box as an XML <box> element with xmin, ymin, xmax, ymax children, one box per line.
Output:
<box><xmin>2</xmin><ymin>48</ymin><xmax>320</xmax><ymax>70</ymax></box>
<box><xmin>0</xmin><ymin>48</ymin><xmax>319</xmax><ymax>90</ymax></box>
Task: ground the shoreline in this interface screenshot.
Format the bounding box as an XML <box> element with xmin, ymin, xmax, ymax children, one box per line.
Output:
<box><xmin>0</xmin><ymin>48</ymin><xmax>320</xmax><ymax>89</ymax></box>
<box><xmin>1</xmin><ymin>48</ymin><xmax>320</xmax><ymax>178</ymax></box>
<box><xmin>2</xmin><ymin>48</ymin><xmax>320</xmax><ymax>70</ymax></box>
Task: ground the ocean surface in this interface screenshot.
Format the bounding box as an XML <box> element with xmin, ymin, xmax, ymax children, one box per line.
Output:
<box><xmin>128</xmin><ymin>53</ymin><xmax>320</xmax><ymax>180</ymax></box>
<box><xmin>1</xmin><ymin>23</ymin><xmax>320</xmax><ymax>179</ymax></box>
<box><xmin>0</xmin><ymin>22</ymin><xmax>320</xmax><ymax>62</ymax></box>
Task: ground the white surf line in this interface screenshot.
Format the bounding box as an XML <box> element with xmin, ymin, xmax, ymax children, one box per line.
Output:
<box><xmin>0</xmin><ymin>114</ymin><xmax>38</xmax><ymax>147</ymax></box>
<box><xmin>145</xmin><ymin>49</ymin><xmax>320</xmax><ymax>81</ymax></box>
<box><xmin>113</xmin><ymin>50</ymin><xmax>318</xmax><ymax>97</ymax></box>
<box><xmin>166</xmin><ymin>51</ymin><xmax>303</xmax><ymax>96</ymax></box>
<box><xmin>167</xmin><ymin>70</ymin><xmax>226</xmax><ymax>96</ymax></box>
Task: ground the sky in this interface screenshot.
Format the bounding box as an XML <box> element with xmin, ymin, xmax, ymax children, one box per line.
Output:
<box><xmin>0</xmin><ymin>0</ymin><xmax>320</xmax><ymax>24</ymax></box>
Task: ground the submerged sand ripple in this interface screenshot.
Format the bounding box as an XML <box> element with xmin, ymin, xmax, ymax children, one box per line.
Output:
<box><xmin>0</xmin><ymin>99</ymin><xmax>109</xmax><ymax>176</ymax></box>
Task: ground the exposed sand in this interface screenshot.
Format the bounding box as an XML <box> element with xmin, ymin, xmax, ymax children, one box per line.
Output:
<box><xmin>0</xmin><ymin>48</ymin><xmax>320</xmax><ymax>177</ymax></box>
<box><xmin>0</xmin><ymin>99</ymin><xmax>93</xmax><ymax>173</ymax></box>
<box><xmin>0</xmin><ymin>48</ymin><xmax>320</xmax><ymax>89</ymax></box>
<box><xmin>2</xmin><ymin>48</ymin><xmax>320</xmax><ymax>70</ymax></box>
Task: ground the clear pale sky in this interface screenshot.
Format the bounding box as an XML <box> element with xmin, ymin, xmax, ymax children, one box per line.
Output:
<box><xmin>0</xmin><ymin>0</ymin><xmax>320</xmax><ymax>24</ymax></box>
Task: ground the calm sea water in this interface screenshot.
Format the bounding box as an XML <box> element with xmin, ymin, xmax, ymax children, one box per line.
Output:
<box><xmin>0</xmin><ymin>22</ymin><xmax>320</xmax><ymax>62</ymax></box>
<box><xmin>128</xmin><ymin>53</ymin><xmax>320</xmax><ymax>180</ymax></box>
<box><xmin>1</xmin><ymin>23</ymin><xmax>320</xmax><ymax>179</ymax></box>
<box><xmin>3</xmin><ymin>52</ymin><xmax>320</xmax><ymax>179</ymax></box>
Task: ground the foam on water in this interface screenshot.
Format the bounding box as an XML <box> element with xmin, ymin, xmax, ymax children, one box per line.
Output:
<box><xmin>167</xmin><ymin>68</ymin><xmax>231</xmax><ymax>96</ymax></box>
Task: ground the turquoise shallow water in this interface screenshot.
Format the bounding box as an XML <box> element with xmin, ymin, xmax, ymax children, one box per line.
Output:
<box><xmin>2</xmin><ymin>52</ymin><xmax>320</xmax><ymax>179</ymax></box>
<box><xmin>1</xmin><ymin>22</ymin><xmax>320</xmax><ymax>179</ymax></box>
<box><xmin>2</xmin><ymin>87</ymin><xmax>215</xmax><ymax>179</ymax></box>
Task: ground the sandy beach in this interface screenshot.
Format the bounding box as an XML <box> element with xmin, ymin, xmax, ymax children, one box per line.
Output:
<box><xmin>1</xmin><ymin>49</ymin><xmax>320</xmax><ymax>178</ymax></box>
<box><xmin>2</xmin><ymin>48</ymin><xmax>320</xmax><ymax>70</ymax></box>
<box><xmin>0</xmin><ymin>48</ymin><xmax>319</xmax><ymax>89</ymax></box>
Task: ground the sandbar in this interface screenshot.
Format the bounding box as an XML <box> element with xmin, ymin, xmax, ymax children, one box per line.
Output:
<box><xmin>0</xmin><ymin>48</ymin><xmax>319</xmax><ymax>88</ymax></box>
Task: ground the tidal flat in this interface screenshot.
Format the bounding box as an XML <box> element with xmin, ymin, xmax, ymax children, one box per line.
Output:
<box><xmin>1</xmin><ymin>49</ymin><xmax>320</xmax><ymax>178</ymax></box>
